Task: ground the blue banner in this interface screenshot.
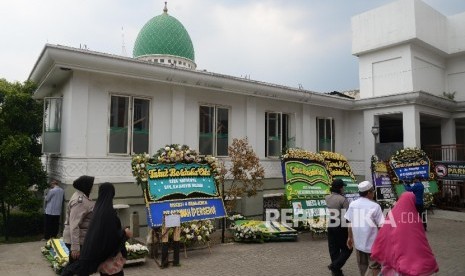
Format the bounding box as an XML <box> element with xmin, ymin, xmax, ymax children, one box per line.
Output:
<box><xmin>147</xmin><ymin>163</ymin><xmax>219</xmax><ymax>200</ymax></box>
<box><xmin>146</xmin><ymin>197</ymin><xmax>227</xmax><ymax>227</ymax></box>
<box><xmin>393</xmin><ymin>165</ymin><xmax>429</xmax><ymax>181</ymax></box>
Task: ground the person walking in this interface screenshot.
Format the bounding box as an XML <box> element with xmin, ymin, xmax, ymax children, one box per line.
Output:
<box><xmin>62</xmin><ymin>182</ymin><xmax>132</xmax><ymax>276</ymax></box>
<box><xmin>344</xmin><ymin>181</ymin><xmax>384</xmax><ymax>276</ymax></box>
<box><xmin>325</xmin><ymin>178</ymin><xmax>352</xmax><ymax>276</ymax></box>
<box><xmin>404</xmin><ymin>175</ymin><xmax>426</xmax><ymax>231</ymax></box>
<box><xmin>44</xmin><ymin>179</ymin><xmax>64</xmax><ymax>240</ymax></box>
<box><xmin>62</xmin><ymin>175</ymin><xmax>95</xmax><ymax>265</ymax></box>
<box><xmin>371</xmin><ymin>192</ymin><xmax>438</xmax><ymax>276</ymax></box>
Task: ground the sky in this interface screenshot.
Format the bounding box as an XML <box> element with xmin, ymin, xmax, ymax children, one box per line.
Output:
<box><xmin>1</xmin><ymin>0</ymin><xmax>465</xmax><ymax>93</ymax></box>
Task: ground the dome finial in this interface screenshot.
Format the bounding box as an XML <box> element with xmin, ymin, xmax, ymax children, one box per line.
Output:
<box><xmin>163</xmin><ymin>2</ymin><xmax>168</xmax><ymax>13</ymax></box>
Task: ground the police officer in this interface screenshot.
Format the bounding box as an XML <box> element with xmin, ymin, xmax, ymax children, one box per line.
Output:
<box><xmin>63</xmin><ymin>175</ymin><xmax>95</xmax><ymax>263</ymax></box>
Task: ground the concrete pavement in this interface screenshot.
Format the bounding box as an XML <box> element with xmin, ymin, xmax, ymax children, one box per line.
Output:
<box><xmin>0</xmin><ymin>212</ymin><xmax>464</xmax><ymax>275</ymax></box>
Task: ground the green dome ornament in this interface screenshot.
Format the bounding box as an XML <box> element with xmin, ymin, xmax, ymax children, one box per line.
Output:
<box><xmin>133</xmin><ymin>2</ymin><xmax>196</xmax><ymax>69</ymax></box>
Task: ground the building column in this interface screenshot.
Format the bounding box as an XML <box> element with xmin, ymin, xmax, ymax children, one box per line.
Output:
<box><xmin>246</xmin><ymin>96</ymin><xmax>257</xmax><ymax>150</ymax></box>
<box><xmin>402</xmin><ymin>106</ymin><xmax>420</xmax><ymax>148</ymax></box>
<box><xmin>171</xmin><ymin>86</ymin><xmax>185</xmax><ymax>145</ymax></box>
<box><xmin>441</xmin><ymin>118</ymin><xmax>456</xmax><ymax>145</ymax></box>
<box><xmin>302</xmin><ymin>105</ymin><xmax>311</xmax><ymax>150</ymax></box>
<box><xmin>363</xmin><ymin>111</ymin><xmax>377</xmax><ymax>181</ymax></box>
<box><xmin>62</xmin><ymin>71</ymin><xmax>89</xmax><ymax>157</ymax></box>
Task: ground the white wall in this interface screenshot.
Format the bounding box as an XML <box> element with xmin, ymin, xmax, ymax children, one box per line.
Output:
<box><xmin>446</xmin><ymin>56</ymin><xmax>465</xmax><ymax>101</ymax></box>
<box><xmin>352</xmin><ymin>0</ymin><xmax>417</xmax><ymax>56</ymax></box>
<box><xmin>352</xmin><ymin>0</ymin><xmax>450</xmax><ymax>56</ymax></box>
<box><xmin>354</xmin><ymin>0</ymin><xmax>465</xmax><ymax>100</ymax></box>
<box><xmin>411</xmin><ymin>45</ymin><xmax>445</xmax><ymax>95</ymax></box>
<box><xmin>358</xmin><ymin>45</ymin><xmax>413</xmax><ymax>98</ymax></box>
<box><xmin>448</xmin><ymin>12</ymin><xmax>465</xmax><ymax>53</ymax></box>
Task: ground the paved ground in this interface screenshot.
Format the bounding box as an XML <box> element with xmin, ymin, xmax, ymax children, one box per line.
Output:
<box><xmin>1</xmin><ymin>211</ymin><xmax>465</xmax><ymax>276</ymax></box>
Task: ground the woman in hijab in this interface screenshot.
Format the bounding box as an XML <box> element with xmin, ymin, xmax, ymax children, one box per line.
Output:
<box><xmin>371</xmin><ymin>192</ymin><xmax>438</xmax><ymax>276</ymax></box>
<box><xmin>64</xmin><ymin>182</ymin><xmax>132</xmax><ymax>276</ymax></box>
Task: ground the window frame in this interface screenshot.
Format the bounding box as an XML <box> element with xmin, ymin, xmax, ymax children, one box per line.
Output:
<box><xmin>107</xmin><ymin>94</ymin><xmax>151</xmax><ymax>156</ymax></box>
<box><xmin>198</xmin><ymin>104</ymin><xmax>230</xmax><ymax>157</ymax></box>
<box><xmin>265</xmin><ymin>111</ymin><xmax>292</xmax><ymax>158</ymax></box>
<box><xmin>316</xmin><ymin>117</ymin><xmax>335</xmax><ymax>152</ymax></box>
<box><xmin>42</xmin><ymin>97</ymin><xmax>63</xmax><ymax>154</ymax></box>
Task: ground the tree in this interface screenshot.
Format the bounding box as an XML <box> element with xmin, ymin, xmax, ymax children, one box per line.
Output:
<box><xmin>219</xmin><ymin>137</ymin><xmax>265</xmax><ymax>213</ymax></box>
<box><xmin>0</xmin><ymin>79</ymin><xmax>47</xmax><ymax>240</ymax></box>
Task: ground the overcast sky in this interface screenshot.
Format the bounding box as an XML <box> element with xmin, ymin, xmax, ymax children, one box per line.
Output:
<box><xmin>1</xmin><ymin>0</ymin><xmax>464</xmax><ymax>92</ymax></box>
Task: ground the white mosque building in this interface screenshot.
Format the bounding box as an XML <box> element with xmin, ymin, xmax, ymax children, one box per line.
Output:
<box><xmin>30</xmin><ymin>0</ymin><xmax>465</xmax><ymax>233</ymax></box>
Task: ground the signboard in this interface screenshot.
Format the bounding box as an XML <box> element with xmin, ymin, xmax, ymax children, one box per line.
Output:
<box><xmin>132</xmin><ymin>145</ymin><xmax>227</xmax><ymax>229</ymax></box>
<box><xmin>282</xmin><ymin>153</ymin><xmax>331</xmax><ymax>219</ymax></box>
<box><xmin>372</xmin><ymin>161</ymin><xmax>396</xmax><ymax>201</ymax></box>
<box><xmin>434</xmin><ymin>161</ymin><xmax>465</xmax><ymax>180</ymax></box>
<box><xmin>292</xmin><ymin>199</ymin><xmax>328</xmax><ymax>219</ymax></box>
<box><xmin>146</xmin><ymin>198</ymin><xmax>227</xmax><ymax>227</ymax></box>
<box><xmin>282</xmin><ymin>159</ymin><xmax>331</xmax><ymax>200</ymax></box>
<box><xmin>394</xmin><ymin>180</ymin><xmax>439</xmax><ymax>195</ymax></box>
<box><xmin>321</xmin><ymin>151</ymin><xmax>359</xmax><ymax>200</ymax></box>
<box><xmin>389</xmin><ymin>158</ymin><xmax>430</xmax><ymax>181</ymax></box>
<box><xmin>147</xmin><ymin>163</ymin><xmax>218</xmax><ymax>200</ymax></box>
<box><xmin>388</xmin><ymin>148</ymin><xmax>439</xmax><ymax>195</ymax></box>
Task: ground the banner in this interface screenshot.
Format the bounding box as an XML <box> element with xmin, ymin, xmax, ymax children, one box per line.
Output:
<box><xmin>388</xmin><ymin>148</ymin><xmax>439</xmax><ymax>196</ymax></box>
<box><xmin>282</xmin><ymin>159</ymin><xmax>330</xmax><ymax>200</ymax></box>
<box><xmin>132</xmin><ymin>145</ymin><xmax>227</xmax><ymax>229</ymax></box>
<box><xmin>434</xmin><ymin>161</ymin><xmax>465</xmax><ymax>180</ymax></box>
<box><xmin>372</xmin><ymin>161</ymin><xmax>396</xmax><ymax>201</ymax></box>
<box><xmin>146</xmin><ymin>197</ymin><xmax>227</xmax><ymax>227</ymax></box>
<box><xmin>291</xmin><ymin>198</ymin><xmax>328</xmax><ymax>218</ymax></box>
<box><xmin>321</xmin><ymin>151</ymin><xmax>359</xmax><ymax>200</ymax></box>
<box><xmin>389</xmin><ymin>157</ymin><xmax>430</xmax><ymax>182</ymax></box>
<box><xmin>394</xmin><ymin>180</ymin><xmax>439</xmax><ymax>195</ymax></box>
<box><xmin>147</xmin><ymin>163</ymin><xmax>218</xmax><ymax>200</ymax></box>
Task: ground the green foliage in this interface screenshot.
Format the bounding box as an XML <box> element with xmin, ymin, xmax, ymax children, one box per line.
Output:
<box><xmin>0</xmin><ymin>211</ymin><xmax>43</xmax><ymax>237</ymax></box>
<box><xmin>442</xmin><ymin>91</ymin><xmax>456</xmax><ymax>100</ymax></box>
<box><xmin>220</xmin><ymin>138</ymin><xmax>265</xmax><ymax>213</ymax></box>
<box><xmin>0</xmin><ymin>79</ymin><xmax>47</xmax><ymax>240</ymax></box>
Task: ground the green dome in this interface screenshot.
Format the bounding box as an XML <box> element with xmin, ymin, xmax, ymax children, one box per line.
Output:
<box><xmin>133</xmin><ymin>9</ymin><xmax>195</xmax><ymax>62</ymax></box>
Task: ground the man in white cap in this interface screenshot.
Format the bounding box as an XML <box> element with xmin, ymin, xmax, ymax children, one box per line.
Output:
<box><xmin>344</xmin><ymin>180</ymin><xmax>384</xmax><ymax>276</ymax></box>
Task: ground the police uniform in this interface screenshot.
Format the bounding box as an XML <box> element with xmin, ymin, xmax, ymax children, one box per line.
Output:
<box><xmin>63</xmin><ymin>190</ymin><xmax>94</xmax><ymax>253</ymax></box>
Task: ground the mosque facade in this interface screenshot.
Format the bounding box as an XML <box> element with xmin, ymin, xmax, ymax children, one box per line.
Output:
<box><xmin>30</xmin><ymin>0</ymin><xmax>465</xmax><ymax>233</ymax></box>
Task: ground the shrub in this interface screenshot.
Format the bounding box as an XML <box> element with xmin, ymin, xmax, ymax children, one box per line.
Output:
<box><xmin>0</xmin><ymin>211</ymin><xmax>43</xmax><ymax>237</ymax></box>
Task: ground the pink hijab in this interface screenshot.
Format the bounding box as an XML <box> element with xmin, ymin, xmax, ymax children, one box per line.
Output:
<box><xmin>371</xmin><ymin>192</ymin><xmax>439</xmax><ymax>276</ymax></box>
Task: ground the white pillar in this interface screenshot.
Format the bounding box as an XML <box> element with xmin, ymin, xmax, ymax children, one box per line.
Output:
<box><xmin>363</xmin><ymin>111</ymin><xmax>376</xmax><ymax>181</ymax></box>
<box><xmin>302</xmin><ymin>105</ymin><xmax>311</xmax><ymax>150</ymax></box>
<box><xmin>402</xmin><ymin>106</ymin><xmax>421</xmax><ymax>148</ymax></box>
<box><xmin>246</xmin><ymin>96</ymin><xmax>257</xmax><ymax>150</ymax></box>
<box><xmin>171</xmin><ymin>86</ymin><xmax>185</xmax><ymax>145</ymax></box>
<box><xmin>441</xmin><ymin>118</ymin><xmax>456</xmax><ymax>145</ymax></box>
<box><xmin>62</xmin><ymin>71</ymin><xmax>89</xmax><ymax>157</ymax></box>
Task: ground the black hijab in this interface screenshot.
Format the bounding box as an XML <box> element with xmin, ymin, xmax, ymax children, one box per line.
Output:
<box><xmin>78</xmin><ymin>182</ymin><xmax>124</xmax><ymax>274</ymax></box>
<box><xmin>73</xmin><ymin>175</ymin><xmax>94</xmax><ymax>198</ymax></box>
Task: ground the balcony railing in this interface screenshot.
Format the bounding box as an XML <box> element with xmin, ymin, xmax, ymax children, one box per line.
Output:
<box><xmin>423</xmin><ymin>144</ymin><xmax>465</xmax><ymax>162</ymax></box>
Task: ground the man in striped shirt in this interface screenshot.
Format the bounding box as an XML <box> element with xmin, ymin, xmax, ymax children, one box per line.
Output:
<box><xmin>44</xmin><ymin>179</ymin><xmax>64</xmax><ymax>240</ymax></box>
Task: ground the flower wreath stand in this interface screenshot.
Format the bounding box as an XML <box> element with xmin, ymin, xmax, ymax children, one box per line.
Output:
<box><xmin>182</xmin><ymin>239</ymin><xmax>212</xmax><ymax>258</ymax></box>
<box><xmin>150</xmin><ymin>224</ymin><xmax>181</xmax><ymax>268</ymax></box>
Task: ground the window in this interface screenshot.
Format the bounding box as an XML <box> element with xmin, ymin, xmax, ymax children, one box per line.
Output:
<box><xmin>199</xmin><ymin>105</ymin><xmax>229</xmax><ymax>156</ymax></box>
<box><xmin>160</xmin><ymin>59</ymin><xmax>164</xmax><ymax>63</ymax></box>
<box><xmin>42</xmin><ymin>97</ymin><xmax>62</xmax><ymax>153</ymax></box>
<box><xmin>265</xmin><ymin>112</ymin><xmax>291</xmax><ymax>157</ymax></box>
<box><xmin>109</xmin><ymin>95</ymin><xmax>150</xmax><ymax>154</ymax></box>
<box><xmin>317</xmin><ymin>117</ymin><xmax>335</xmax><ymax>152</ymax></box>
